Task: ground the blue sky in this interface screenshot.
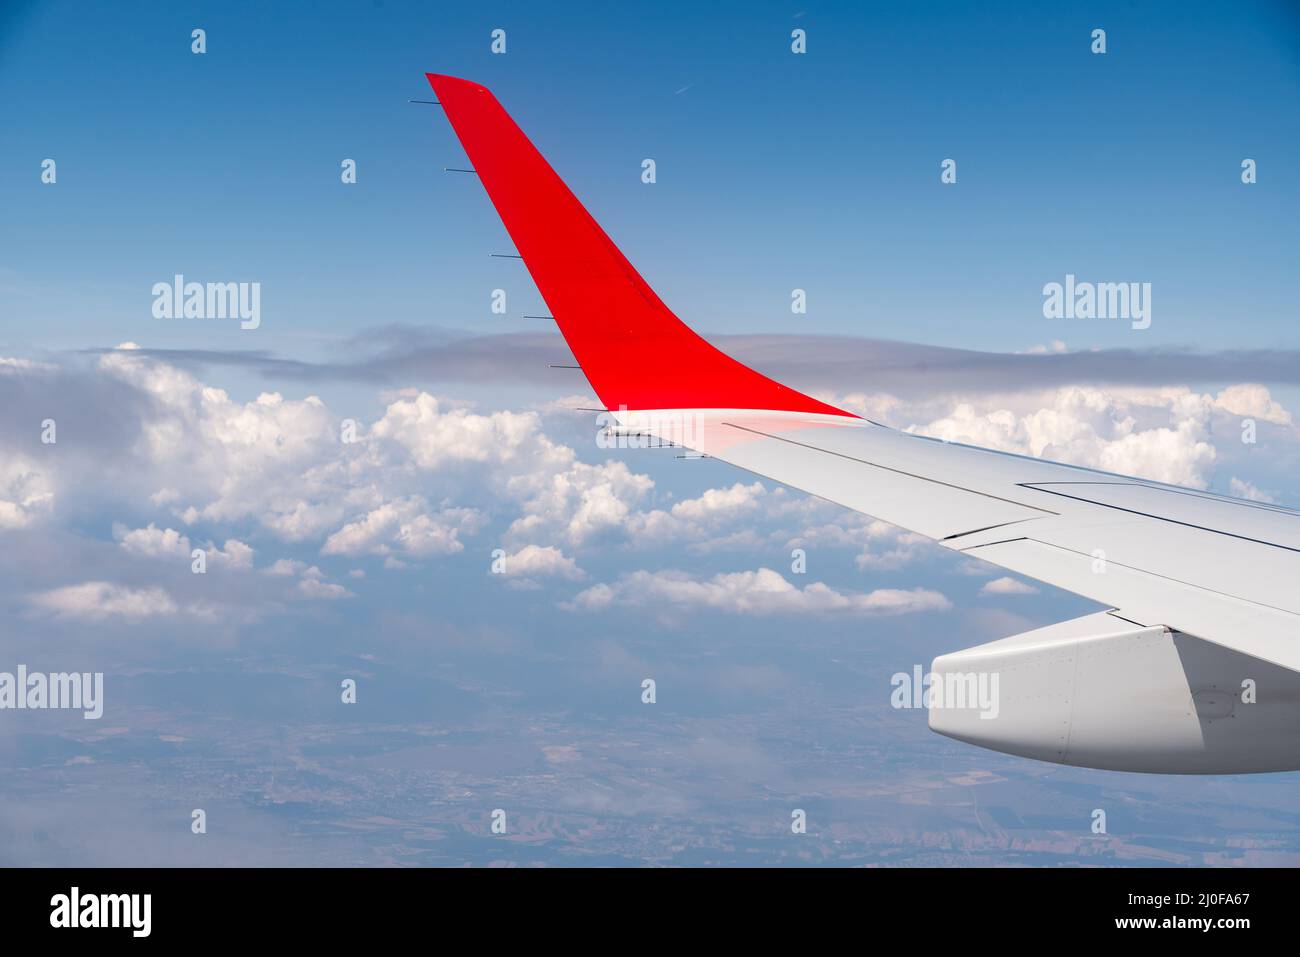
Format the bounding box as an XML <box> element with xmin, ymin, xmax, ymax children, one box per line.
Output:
<box><xmin>3</xmin><ymin>1</ymin><xmax>1300</xmax><ymax>866</ymax></box>
<box><xmin>2</xmin><ymin>0</ymin><xmax>1298</xmax><ymax>362</ymax></box>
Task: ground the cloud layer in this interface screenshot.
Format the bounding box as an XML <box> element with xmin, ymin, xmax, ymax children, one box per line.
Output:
<box><xmin>2</xmin><ymin>339</ymin><xmax>1295</xmax><ymax>628</ymax></box>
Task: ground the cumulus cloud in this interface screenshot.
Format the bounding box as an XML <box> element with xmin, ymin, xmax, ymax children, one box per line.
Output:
<box><xmin>0</xmin><ymin>457</ymin><xmax>54</xmax><ymax>529</ymax></box>
<box><xmin>1023</xmin><ymin>340</ymin><xmax>1069</xmax><ymax>355</ymax></box>
<box><xmin>979</xmin><ymin>576</ymin><xmax>1039</xmax><ymax>596</ymax></box>
<box><xmin>626</xmin><ymin>482</ymin><xmax>767</xmax><ymax>548</ymax></box>
<box><xmin>507</xmin><ymin>457</ymin><xmax>654</xmax><ymax>546</ymax></box>
<box><xmin>264</xmin><ymin>558</ymin><xmax>307</xmax><ymax>577</ymax></box>
<box><xmin>566</xmin><ymin>567</ymin><xmax>951</xmax><ymax>617</ymax></box>
<box><xmin>118</xmin><ymin>523</ymin><xmax>190</xmax><ymax>559</ymax></box>
<box><xmin>495</xmin><ymin>544</ymin><xmax>584</xmax><ymax>580</ymax></box>
<box><xmin>1228</xmin><ymin>478</ymin><xmax>1276</xmax><ymax>504</ymax></box>
<box><xmin>840</xmin><ymin>383</ymin><xmax>1291</xmax><ymax>488</ymax></box>
<box><xmin>369</xmin><ymin>391</ymin><xmax>540</xmax><ymax>469</ymax></box>
<box><xmin>47</xmin><ymin>349</ymin><xmax>1296</xmax><ymax>567</ymax></box>
<box><xmin>295</xmin><ymin>577</ymin><xmax>353</xmax><ymax>600</ymax></box>
<box><xmin>255</xmin><ymin>558</ymin><xmax>353</xmax><ymax>599</ymax></box>
<box><xmin>321</xmin><ymin>498</ymin><xmax>482</xmax><ymax>558</ymax></box>
<box><xmin>1213</xmin><ymin>384</ymin><xmax>1292</xmax><ymax>425</ymax></box>
<box><xmin>89</xmin><ymin>348</ymin><xmax>658</xmax><ymax>560</ymax></box>
<box><xmin>115</xmin><ymin>523</ymin><xmax>253</xmax><ymax>569</ymax></box>
<box><xmin>787</xmin><ymin>516</ymin><xmax>932</xmax><ymax>570</ymax></box>
<box><xmin>99</xmin><ymin>345</ymin><xmax>347</xmax><ymax>540</ymax></box>
<box><xmin>2</xmin><ymin>344</ymin><xmax>1295</xmax><ymax>639</ymax></box>
<box><xmin>27</xmin><ymin>581</ymin><xmax>179</xmax><ymax>621</ymax></box>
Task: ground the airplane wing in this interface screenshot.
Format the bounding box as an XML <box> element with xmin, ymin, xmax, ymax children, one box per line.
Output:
<box><xmin>426</xmin><ymin>73</ymin><xmax>1300</xmax><ymax>772</ymax></box>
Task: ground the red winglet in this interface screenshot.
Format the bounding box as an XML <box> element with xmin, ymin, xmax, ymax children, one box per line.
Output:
<box><xmin>427</xmin><ymin>74</ymin><xmax>854</xmax><ymax>418</ymax></box>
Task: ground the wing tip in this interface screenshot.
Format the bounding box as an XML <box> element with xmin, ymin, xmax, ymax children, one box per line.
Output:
<box><xmin>426</xmin><ymin>73</ymin><xmax>491</xmax><ymax>98</ymax></box>
<box><xmin>423</xmin><ymin>72</ymin><xmax>857</xmax><ymax>420</ymax></box>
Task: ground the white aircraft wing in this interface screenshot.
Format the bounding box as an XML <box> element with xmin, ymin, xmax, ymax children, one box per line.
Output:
<box><xmin>618</xmin><ymin>408</ymin><xmax>1300</xmax><ymax>675</ymax></box>
<box><xmin>426</xmin><ymin>72</ymin><xmax>1300</xmax><ymax>772</ymax></box>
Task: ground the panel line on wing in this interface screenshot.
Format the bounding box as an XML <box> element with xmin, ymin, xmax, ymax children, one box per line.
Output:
<box><xmin>721</xmin><ymin>422</ymin><xmax>1060</xmax><ymax>516</ymax></box>
<box><xmin>1018</xmin><ymin>484</ymin><xmax>1300</xmax><ymax>555</ymax></box>
<box><xmin>941</xmin><ymin>519</ymin><xmax>1040</xmax><ymax>542</ymax></box>
<box><xmin>968</xmin><ymin>536</ymin><xmax>1300</xmax><ymax>622</ymax></box>
<box><xmin>1024</xmin><ymin>481</ymin><xmax>1300</xmax><ymax>516</ymax></box>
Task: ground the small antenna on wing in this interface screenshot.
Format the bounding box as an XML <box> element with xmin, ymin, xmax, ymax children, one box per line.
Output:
<box><xmin>491</xmin><ymin>253</ymin><xmax>524</xmax><ymax>259</ymax></box>
<box><xmin>408</xmin><ymin>98</ymin><xmax>442</xmax><ymax>105</ymax></box>
<box><xmin>443</xmin><ymin>167</ymin><xmax>478</xmax><ymax>174</ymax></box>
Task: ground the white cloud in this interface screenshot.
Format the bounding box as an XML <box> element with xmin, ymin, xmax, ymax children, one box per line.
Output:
<box><xmin>3</xmin><ymin>346</ymin><xmax>1291</xmax><ymax>632</ymax></box>
<box><xmin>322</xmin><ymin>498</ymin><xmax>482</xmax><ymax>557</ymax></box>
<box><xmin>93</xmin><ymin>352</ymin><xmax>663</xmax><ymax>561</ymax></box>
<box><xmin>216</xmin><ymin>539</ymin><xmax>255</xmax><ymax>570</ymax></box>
<box><xmin>1023</xmin><ymin>340</ymin><xmax>1068</xmax><ymax>355</ymax></box>
<box><xmin>27</xmin><ymin>581</ymin><xmax>179</xmax><ymax>621</ymax></box>
<box><xmin>372</xmin><ymin>393</ymin><xmax>655</xmax><ymax>548</ymax></box>
<box><xmin>0</xmin><ymin>457</ymin><xmax>54</xmax><ymax>529</ymax></box>
<box><xmin>1213</xmin><ymin>384</ymin><xmax>1292</xmax><ymax>425</ymax></box>
<box><xmin>657</xmin><ymin>482</ymin><xmax>764</xmax><ymax>524</ymax></box>
<box><xmin>979</xmin><ymin>576</ymin><xmax>1039</xmax><ymax>596</ymax></box>
<box><xmin>258</xmin><ymin>558</ymin><xmax>352</xmax><ymax>599</ymax></box>
<box><xmin>88</xmin><ymin>349</ymin><xmax>1297</xmax><ymax>568</ymax></box>
<box><xmin>0</xmin><ymin>357</ymin><xmax>59</xmax><ymax>373</ymax></box>
<box><xmin>115</xmin><ymin>524</ymin><xmax>253</xmax><ymax>569</ymax></box>
<box><xmin>295</xmin><ymin>578</ymin><xmax>353</xmax><ymax>600</ymax></box>
<box><xmin>100</xmin><ymin>345</ymin><xmax>346</xmax><ymax>539</ymax></box>
<box><xmin>828</xmin><ymin>392</ymin><xmax>905</xmax><ymax>424</ymax></box>
<box><xmin>567</xmin><ymin>567</ymin><xmax>950</xmax><ymax>617</ymax></box>
<box><xmin>118</xmin><ymin>523</ymin><xmax>189</xmax><ymax>559</ymax></box>
<box><xmin>1228</xmin><ymin>477</ymin><xmax>1276</xmax><ymax>504</ymax></box>
<box><xmin>830</xmin><ymin>384</ymin><xmax>1300</xmax><ymax>516</ymax></box>
<box><xmin>495</xmin><ymin>544</ymin><xmax>584</xmax><ymax>580</ymax></box>
<box><xmin>787</xmin><ymin>517</ymin><xmax>931</xmax><ymax>570</ymax></box>
<box><xmin>887</xmin><ymin>385</ymin><xmax>1246</xmax><ymax>487</ymax></box>
<box><xmin>506</xmin><ymin>458</ymin><xmax>654</xmax><ymax>546</ymax></box>
<box><xmin>264</xmin><ymin>558</ymin><xmax>306</xmax><ymax>577</ymax></box>
<box><xmin>370</xmin><ymin>391</ymin><xmax>543</xmax><ymax>468</ymax></box>
<box><xmin>626</xmin><ymin>482</ymin><xmax>766</xmax><ymax>547</ymax></box>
